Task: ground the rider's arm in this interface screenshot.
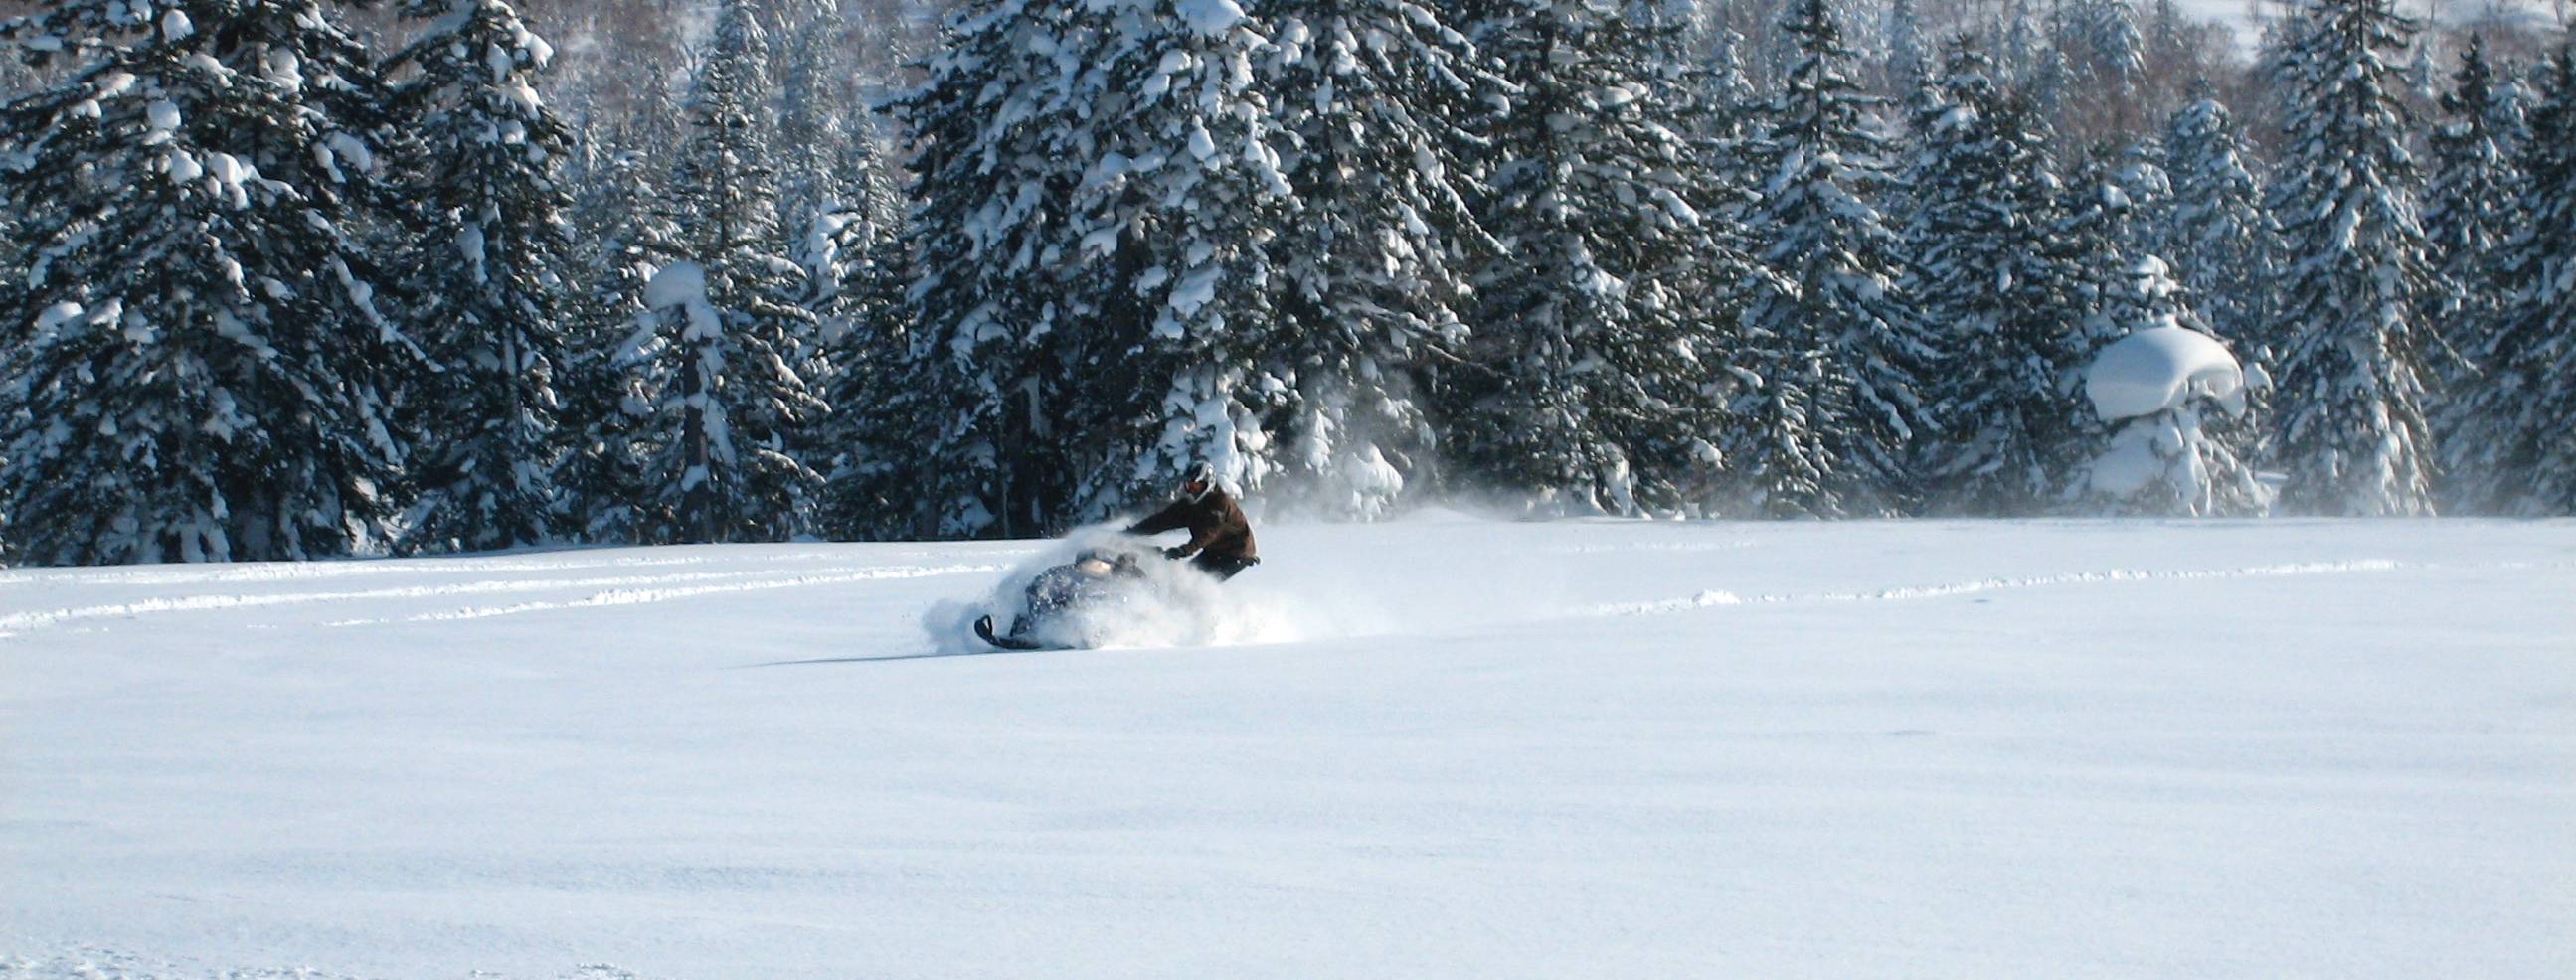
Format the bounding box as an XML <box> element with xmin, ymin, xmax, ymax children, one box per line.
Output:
<box><xmin>1175</xmin><ymin>497</ymin><xmax>1245</xmax><ymax>557</ymax></box>
<box><xmin>1126</xmin><ymin>502</ymin><xmax>1187</xmax><ymax>536</ymax></box>
<box><xmin>1176</xmin><ymin>520</ymin><xmax>1222</xmax><ymax>556</ymax></box>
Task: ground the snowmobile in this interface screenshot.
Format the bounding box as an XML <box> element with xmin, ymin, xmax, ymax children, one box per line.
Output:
<box><xmin>971</xmin><ymin>541</ymin><xmax>1173</xmax><ymax>651</ymax></box>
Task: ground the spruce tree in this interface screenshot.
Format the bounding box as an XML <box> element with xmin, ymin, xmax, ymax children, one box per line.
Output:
<box><xmin>891</xmin><ymin>0</ymin><xmax>1292</xmax><ymax>534</ymax></box>
<box><xmin>385</xmin><ymin>0</ymin><xmax>577</xmax><ymax>555</ymax></box>
<box><xmin>2059</xmin><ymin>148</ymin><xmax>2147</xmax><ymax>356</ymax></box>
<box><xmin>1049</xmin><ymin>0</ymin><xmax>1289</xmax><ymax>522</ymax></box>
<box><xmin>2158</xmin><ymin>91</ymin><xmax>2273</xmax><ymax>359</ymax></box>
<box><xmin>1723</xmin><ymin>0</ymin><xmax>1935</xmax><ymax>517</ymax></box>
<box><xmin>2154</xmin><ymin>93</ymin><xmax>2277</xmax><ymax>487</ymax></box>
<box><xmin>1880</xmin><ymin>0</ymin><xmax>1929</xmax><ymax>94</ymax></box>
<box><xmin>1454</xmin><ymin>0</ymin><xmax>1738</xmax><ymax>516</ymax></box>
<box><xmin>2053</xmin><ymin>0</ymin><xmax>2148</xmax><ymax>139</ymax></box>
<box><xmin>556</xmin><ymin>132</ymin><xmax>677</xmax><ymax>544</ymax></box>
<box><xmin>628</xmin><ymin>0</ymin><xmax>826</xmax><ymax>543</ymax></box>
<box><xmin>1899</xmin><ymin>44</ymin><xmax>2089</xmax><ymax>514</ymax></box>
<box><xmin>0</xmin><ymin>1</ymin><xmax>422</xmax><ymax>565</ymax></box>
<box><xmin>773</xmin><ymin>0</ymin><xmax>856</xmax><ymax>242</ymax></box>
<box><xmin>2458</xmin><ymin>46</ymin><xmax>2576</xmax><ymax>514</ymax></box>
<box><xmin>1698</xmin><ymin>29</ymin><xmax>1763</xmax><ymax>150</ymax></box>
<box><xmin>2263</xmin><ymin>0</ymin><xmax>2439</xmax><ymax>515</ymax></box>
<box><xmin>2421</xmin><ymin>36</ymin><xmax>2526</xmax><ymax>389</ymax></box>
<box><xmin>811</xmin><ymin>119</ymin><xmax>929</xmax><ymax>541</ymax></box>
<box><xmin>0</xmin><ymin>53</ymin><xmax>28</xmax><ymax>352</ymax></box>
<box><xmin>886</xmin><ymin>0</ymin><xmax>1095</xmax><ymax>537</ymax></box>
<box><xmin>1255</xmin><ymin>0</ymin><xmax>1498</xmax><ymax>518</ymax></box>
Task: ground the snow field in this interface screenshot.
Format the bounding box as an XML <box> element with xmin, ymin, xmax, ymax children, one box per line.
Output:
<box><xmin>4</xmin><ymin>518</ymin><xmax>2574</xmax><ymax>979</ymax></box>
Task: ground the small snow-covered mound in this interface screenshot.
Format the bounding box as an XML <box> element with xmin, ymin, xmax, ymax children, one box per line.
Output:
<box><xmin>925</xmin><ymin>525</ymin><xmax>1293</xmax><ymax>651</ymax></box>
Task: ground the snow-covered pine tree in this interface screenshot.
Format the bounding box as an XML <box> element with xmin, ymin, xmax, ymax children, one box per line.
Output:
<box><xmin>559</xmin><ymin>87</ymin><xmax>690</xmax><ymax>543</ymax></box>
<box><xmin>892</xmin><ymin>0</ymin><xmax>1291</xmax><ymax>535</ymax></box>
<box><xmin>563</xmin><ymin>76</ymin><xmax>683</xmax><ymax>281</ymax></box>
<box><xmin>555</xmin><ymin>133</ymin><xmax>677</xmax><ymax>544</ymax></box>
<box><xmin>2000</xmin><ymin>0</ymin><xmax>2045</xmax><ymax>81</ymax></box>
<box><xmin>885</xmin><ymin>0</ymin><xmax>1099</xmax><ymax>537</ymax></box>
<box><xmin>2455</xmin><ymin>46</ymin><xmax>2576</xmax><ymax>514</ymax></box>
<box><xmin>2076</xmin><ymin>255</ymin><xmax>2268</xmax><ymax>515</ymax></box>
<box><xmin>2108</xmin><ymin>140</ymin><xmax>2170</xmax><ymax>249</ymax></box>
<box><xmin>1452</xmin><ymin>0</ymin><xmax>1737</xmax><ymax>516</ymax></box>
<box><xmin>384</xmin><ymin>0</ymin><xmax>577</xmax><ymax>555</ymax></box>
<box><xmin>0</xmin><ymin>1</ymin><xmax>422</xmax><ymax>565</ymax></box>
<box><xmin>0</xmin><ymin>47</ymin><xmax>26</xmax><ymax>565</ymax></box>
<box><xmin>1880</xmin><ymin>0</ymin><xmax>1928</xmax><ymax>94</ymax></box>
<box><xmin>1721</xmin><ymin>0</ymin><xmax>1935</xmax><ymax>518</ymax></box>
<box><xmin>2059</xmin><ymin>147</ymin><xmax>2147</xmax><ymax>359</ymax></box>
<box><xmin>1050</xmin><ymin>0</ymin><xmax>1289</xmax><ymax>522</ymax></box>
<box><xmin>1698</xmin><ymin>28</ymin><xmax>1762</xmax><ymax>149</ymax></box>
<box><xmin>1898</xmin><ymin>43</ymin><xmax>2091</xmax><ymax>514</ymax></box>
<box><xmin>2050</xmin><ymin>0</ymin><xmax>2153</xmax><ymax>141</ymax></box>
<box><xmin>1254</xmin><ymin>0</ymin><xmax>1499</xmax><ymax>519</ymax></box>
<box><xmin>793</xmin><ymin>116</ymin><xmax>906</xmax><ymax>333</ymax></box>
<box><xmin>627</xmin><ymin>0</ymin><xmax>827</xmax><ymax>544</ymax></box>
<box><xmin>810</xmin><ymin>118</ymin><xmax>931</xmax><ymax>541</ymax></box>
<box><xmin>2149</xmin><ymin>92</ymin><xmax>2277</xmax><ymax>489</ymax></box>
<box><xmin>2055</xmin><ymin>147</ymin><xmax>2185</xmax><ymax>499</ymax></box>
<box><xmin>2263</xmin><ymin>0</ymin><xmax>2439</xmax><ymax>516</ymax></box>
<box><xmin>2056</xmin><ymin>0</ymin><xmax>2146</xmax><ymax>97</ymax></box>
<box><xmin>2158</xmin><ymin>91</ymin><xmax>2273</xmax><ymax>360</ymax></box>
<box><xmin>1670</xmin><ymin>19</ymin><xmax>1764</xmax><ymax>224</ymax></box>
<box><xmin>0</xmin><ymin>52</ymin><xmax>27</xmax><ymax>346</ymax></box>
<box><xmin>2421</xmin><ymin>36</ymin><xmax>2526</xmax><ymax>394</ymax></box>
<box><xmin>2137</xmin><ymin>0</ymin><xmax>2206</xmax><ymax>108</ymax></box>
<box><xmin>774</xmin><ymin>0</ymin><xmax>854</xmax><ymax>240</ymax></box>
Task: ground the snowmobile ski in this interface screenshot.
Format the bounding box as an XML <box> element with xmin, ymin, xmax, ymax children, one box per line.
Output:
<box><xmin>972</xmin><ymin>614</ymin><xmax>1053</xmax><ymax>652</ymax></box>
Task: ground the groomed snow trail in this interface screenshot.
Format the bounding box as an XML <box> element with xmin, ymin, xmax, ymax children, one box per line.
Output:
<box><xmin>4</xmin><ymin>520</ymin><xmax>2572</xmax><ymax>979</ymax></box>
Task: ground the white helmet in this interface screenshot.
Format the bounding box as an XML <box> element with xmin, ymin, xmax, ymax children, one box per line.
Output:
<box><xmin>1180</xmin><ymin>461</ymin><xmax>1218</xmax><ymax>502</ymax></box>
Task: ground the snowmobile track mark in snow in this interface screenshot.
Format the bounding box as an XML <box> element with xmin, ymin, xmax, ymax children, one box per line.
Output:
<box><xmin>328</xmin><ymin>566</ymin><xmax>1012</xmax><ymax>627</ymax></box>
<box><xmin>1583</xmin><ymin>559</ymin><xmax>2511</xmax><ymax>618</ymax></box>
<box><xmin>0</xmin><ymin>564</ymin><xmax>1006</xmax><ymax>637</ymax></box>
<box><xmin>0</xmin><ymin>548</ymin><xmax>895</xmax><ymax>588</ymax></box>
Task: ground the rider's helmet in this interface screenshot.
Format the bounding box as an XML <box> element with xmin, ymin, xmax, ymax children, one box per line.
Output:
<box><xmin>1179</xmin><ymin>461</ymin><xmax>1218</xmax><ymax>502</ymax></box>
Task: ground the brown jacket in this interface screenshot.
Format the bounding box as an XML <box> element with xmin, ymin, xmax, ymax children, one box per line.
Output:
<box><xmin>1127</xmin><ymin>490</ymin><xmax>1258</xmax><ymax>563</ymax></box>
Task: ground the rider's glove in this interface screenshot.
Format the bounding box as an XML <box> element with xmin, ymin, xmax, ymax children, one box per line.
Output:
<box><xmin>1162</xmin><ymin>546</ymin><xmax>1189</xmax><ymax>560</ymax></box>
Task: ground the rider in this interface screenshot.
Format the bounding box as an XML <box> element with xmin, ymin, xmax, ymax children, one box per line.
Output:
<box><xmin>1126</xmin><ymin>461</ymin><xmax>1260</xmax><ymax>580</ymax></box>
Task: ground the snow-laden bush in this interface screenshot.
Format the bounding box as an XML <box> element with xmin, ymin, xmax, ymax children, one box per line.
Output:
<box><xmin>2078</xmin><ymin>258</ymin><xmax>2272</xmax><ymax>516</ymax></box>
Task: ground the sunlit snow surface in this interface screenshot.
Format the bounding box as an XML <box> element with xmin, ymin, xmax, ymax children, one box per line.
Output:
<box><xmin>5</xmin><ymin>517</ymin><xmax>2573</xmax><ymax>978</ymax></box>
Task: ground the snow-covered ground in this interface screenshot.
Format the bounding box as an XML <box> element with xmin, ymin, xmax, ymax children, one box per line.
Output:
<box><xmin>5</xmin><ymin>517</ymin><xmax>2573</xmax><ymax>979</ymax></box>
